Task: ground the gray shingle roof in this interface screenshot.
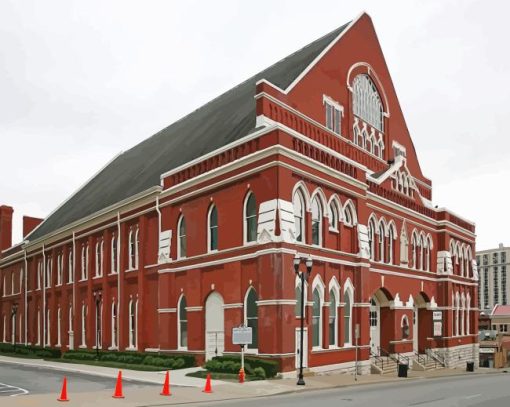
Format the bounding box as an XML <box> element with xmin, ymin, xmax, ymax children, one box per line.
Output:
<box><xmin>28</xmin><ymin>22</ymin><xmax>350</xmax><ymax>241</ymax></box>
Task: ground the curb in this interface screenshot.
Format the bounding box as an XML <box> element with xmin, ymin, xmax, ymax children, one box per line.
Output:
<box><xmin>0</xmin><ymin>357</ymin><xmax>201</xmax><ymax>387</ymax></box>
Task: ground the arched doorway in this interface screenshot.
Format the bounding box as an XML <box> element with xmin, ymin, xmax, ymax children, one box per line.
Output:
<box><xmin>369</xmin><ymin>298</ymin><xmax>380</xmax><ymax>354</ymax></box>
<box><xmin>413</xmin><ymin>292</ymin><xmax>429</xmax><ymax>354</ymax></box>
<box><xmin>369</xmin><ymin>288</ymin><xmax>392</xmax><ymax>355</ymax></box>
<box><xmin>205</xmin><ymin>292</ymin><xmax>224</xmax><ymax>361</ymax></box>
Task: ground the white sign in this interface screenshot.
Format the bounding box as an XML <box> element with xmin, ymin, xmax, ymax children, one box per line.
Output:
<box><xmin>232</xmin><ymin>327</ymin><xmax>252</xmax><ymax>345</ymax></box>
<box><xmin>433</xmin><ymin>311</ymin><xmax>442</xmax><ymax>321</ymax></box>
<box><xmin>479</xmin><ymin>348</ymin><xmax>495</xmax><ymax>354</ymax></box>
<box><xmin>433</xmin><ymin>321</ymin><xmax>442</xmax><ymax>336</ymax></box>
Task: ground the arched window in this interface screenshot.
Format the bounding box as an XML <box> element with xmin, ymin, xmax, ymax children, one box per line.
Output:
<box><xmin>68</xmin><ymin>305</ymin><xmax>73</xmax><ymax>345</ymax></box>
<box><xmin>328</xmin><ymin>200</ymin><xmax>340</xmax><ymax>231</ymax></box>
<box><xmin>455</xmin><ymin>293</ymin><xmax>460</xmax><ymax>337</ymax></box>
<box><xmin>2</xmin><ymin>314</ymin><xmax>6</xmax><ymax>342</ymax></box>
<box><xmin>293</xmin><ymin>190</ymin><xmax>305</xmax><ymax>243</ymax></box>
<box><xmin>128</xmin><ymin>299</ymin><xmax>137</xmax><ymax>349</ymax></box>
<box><xmin>2</xmin><ymin>275</ymin><xmax>6</xmax><ymax>296</ymax></box>
<box><xmin>311</xmin><ymin>196</ymin><xmax>322</xmax><ymax>246</ymax></box>
<box><xmin>401</xmin><ymin>315</ymin><xmax>410</xmax><ymax>339</ymax></box>
<box><xmin>329</xmin><ymin>290</ymin><xmax>338</xmax><ymax>347</ymax></box>
<box><xmin>461</xmin><ymin>293</ymin><xmax>466</xmax><ymax>336</ymax></box>
<box><xmin>68</xmin><ymin>251</ymin><xmax>74</xmax><ymax>284</ymax></box>
<box><xmin>81</xmin><ymin>245</ymin><xmax>88</xmax><ymax>281</ymax></box>
<box><xmin>343</xmin><ymin>201</ymin><xmax>356</xmax><ymax>227</ymax></box>
<box><xmin>344</xmin><ymin>287</ymin><xmax>353</xmax><ymax>346</ymax></box>
<box><xmin>244</xmin><ymin>193</ymin><xmax>257</xmax><ymax>243</ymax></box>
<box><xmin>46</xmin><ymin>258</ymin><xmax>52</xmax><ymax>288</ymax></box>
<box><xmin>245</xmin><ymin>288</ymin><xmax>258</xmax><ymax>350</ymax></box>
<box><xmin>19</xmin><ymin>268</ymin><xmax>23</xmax><ymax>294</ymax></box>
<box><xmin>11</xmin><ymin>312</ymin><xmax>16</xmax><ymax>344</ymax></box>
<box><xmin>81</xmin><ymin>304</ymin><xmax>87</xmax><ymax>347</ymax></box>
<box><xmin>208</xmin><ymin>205</ymin><xmax>218</xmax><ymax>252</ymax></box>
<box><xmin>425</xmin><ymin>236</ymin><xmax>432</xmax><ymax>271</ymax></box>
<box><xmin>96</xmin><ymin>300</ymin><xmax>102</xmax><ymax>348</ymax></box>
<box><xmin>95</xmin><ymin>241</ymin><xmax>103</xmax><ymax>277</ymax></box>
<box><xmin>312</xmin><ymin>287</ymin><xmax>322</xmax><ymax>348</ymax></box>
<box><xmin>177</xmin><ymin>216</ymin><xmax>186</xmax><ymax>259</ymax></box>
<box><xmin>11</xmin><ymin>272</ymin><xmax>15</xmax><ymax>294</ymax></box>
<box><xmin>411</xmin><ymin>233</ymin><xmax>418</xmax><ymax>269</ymax></box>
<box><xmin>466</xmin><ymin>294</ymin><xmax>471</xmax><ymax>335</ymax></box>
<box><xmin>378</xmin><ymin>223</ymin><xmax>385</xmax><ymax>263</ymax></box>
<box><xmin>57</xmin><ymin>254</ymin><xmax>63</xmax><ymax>286</ymax></box>
<box><xmin>111</xmin><ymin>302</ymin><xmax>117</xmax><ymax>349</ymax></box>
<box><xmin>352</xmin><ymin>74</ymin><xmax>384</xmax><ymax>131</ymax></box>
<box><xmin>387</xmin><ymin>224</ymin><xmax>396</xmax><ymax>264</ymax></box>
<box><xmin>45</xmin><ymin>308</ymin><xmax>50</xmax><ymax>346</ymax></box>
<box><xmin>57</xmin><ymin>307</ymin><xmax>61</xmax><ymax>346</ymax></box>
<box><xmin>178</xmin><ymin>296</ymin><xmax>188</xmax><ymax>349</ymax></box>
<box><xmin>368</xmin><ymin>217</ymin><xmax>377</xmax><ymax>261</ymax></box>
<box><xmin>37</xmin><ymin>309</ymin><xmax>41</xmax><ymax>345</ymax></box>
<box><xmin>128</xmin><ymin>227</ymin><xmax>139</xmax><ymax>269</ymax></box>
<box><xmin>111</xmin><ymin>235</ymin><xmax>118</xmax><ymax>274</ymax></box>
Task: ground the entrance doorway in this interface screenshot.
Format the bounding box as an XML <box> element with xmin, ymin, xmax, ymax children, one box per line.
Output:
<box><xmin>413</xmin><ymin>307</ymin><xmax>419</xmax><ymax>353</ymax></box>
<box><xmin>369</xmin><ymin>298</ymin><xmax>380</xmax><ymax>355</ymax></box>
<box><xmin>205</xmin><ymin>292</ymin><xmax>224</xmax><ymax>361</ymax></box>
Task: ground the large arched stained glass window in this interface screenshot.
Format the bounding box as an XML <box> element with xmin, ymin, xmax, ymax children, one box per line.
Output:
<box><xmin>245</xmin><ymin>288</ymin><xmax>258</xmax><ymax>349</ymax></box>
<box><xmin>352</xmin><ymin>74</ymin><xmax>384</xmax><ymax>132</ymax></box>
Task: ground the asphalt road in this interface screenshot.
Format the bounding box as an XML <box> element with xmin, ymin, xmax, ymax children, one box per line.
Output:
<box><xmin>0</xmin><ymin>362</ymin><xmax>158</xmax><ymax>397</ymax></box>
<box><xmin>204</xmin><ymin>373</ymin><xmax>510</xmax><ymax>407</ymax></box>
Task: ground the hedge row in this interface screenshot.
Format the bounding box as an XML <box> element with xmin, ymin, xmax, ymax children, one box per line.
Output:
<box><xmin>63</xmin><ymin>349</ymin><xmax>195</xmax><ymax>369</ymax></box>
<box><xmin>208</xmin><ymin>356</ymin><xmax>279</xmax><ymax>378</ymax></box>
<box><xmin>0</xmin><ymin>343</ymin><xmax>61</xmax><ymax>359</ymax></box>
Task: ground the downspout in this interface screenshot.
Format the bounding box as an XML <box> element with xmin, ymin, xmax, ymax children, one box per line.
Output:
<box><xmin>117</xmin><ymin>212</ymin><xmax>121</xmax><ymax>349</ymax></box>
<box><xmin>155</xmin><ymin>197</ymin><xmax>161</xmax><ymax>350</ymax></box>
<box><xmin>72</xmin><ymin>231</ymin><xmax>76</xmax><ymax>350</ymax></box>
<box><xmin>23</xmin><ymin>248</ymin><xmax>28</xmax><ymax>346</ymax></box>
<box><xmin>42</xmin><ymin>245</ymin><xmax>46</xmax><ymax>348</ymax></box>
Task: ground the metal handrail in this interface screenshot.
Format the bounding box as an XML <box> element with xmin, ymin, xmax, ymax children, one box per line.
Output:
<box><xmin>370</xmin><ymin>348</ymin><xmax>385</xmax><ymax>370</ymax></box>
<box><xmin>426</xmin><ymin>348</ymin><xmax>445</xmax><ymax>367</ymax></box>
<box><xmin>414</xmin><ymin>350</ymin><xmax>426</xmax><ymax>365</ymax></box>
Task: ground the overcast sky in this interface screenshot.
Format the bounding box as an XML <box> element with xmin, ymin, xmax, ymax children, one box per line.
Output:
<box><xmin>0</xmin><ymin>0</ymin><xmax>508</xmax><ymax>251</ymax></box>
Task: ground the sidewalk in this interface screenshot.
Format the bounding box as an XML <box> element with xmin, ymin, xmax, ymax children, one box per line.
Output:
<box><xmin>1</xmin><ymin>355</ymin><xmax>505</xmax><ymax>407</ymax></box>
<box><xmin>0</xmin><ymin>355</ymin><xmax>215</xmax><ymax>387</ymax></box>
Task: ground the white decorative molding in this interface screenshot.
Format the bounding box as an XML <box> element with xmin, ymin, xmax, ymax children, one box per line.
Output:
<box><xmin>157</xmin><ymin>308</ymin><xmax>176</xmax><ymax>313</ymax></box>
<box><xmin>223</xmin><ymin>303</ymin><xmax>243</xmax><ymax>309</ymax></box>
<box><xmin>357</xmin><ymin>224</ymin><xmax>370</xmax><ymax>259</ymax></box>
<box><xmin>389</xmin><ymin>293</ymin><xmax>405</xmax><ymax>309</ymax></box>
<box><xmin>426</xmin><ymin>296</ymin><xmax>438</xmax><ymax>310</ymax></box>
<box><xmin>471</xmin><ymin>259</ymin><xmax>479</xmax><ymax>281</ymax></box>
<box><xmin>257</xmin><ymin>199</ymin><xmax>296</xmax><ymax>244</ymax></box>
<box><xmin>256</xmin><ymin>299</ymin><xmax>296</xmax><ymax>306</ymax></box>
<box><xmin>158</xmin><ymin>230</ymin><xmax>172</xmax><ymax>263</ymax></box>
<box><xmin>406</xmin><ymin>295</ymin><xmax>414</xmax><ymax>308</ymax></box>
<box><xmin>185</xmin><ymin>306</ymin><xmax>203</xmax><ymax>312</ymax></box>
<box><xmin>437</xmin><ymin>251</ymin><xmax>453</xmax><ymax>275</ymax></box>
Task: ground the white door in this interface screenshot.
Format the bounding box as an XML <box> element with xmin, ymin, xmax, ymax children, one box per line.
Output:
<box><xmin>205</xmin><ymin>292</ymin><xmax>224</xmax><ymax>360</ymax></box>
<box><xmin>369</xmin><ymin>298</ymin><xmax>380</xmax><ymax>355</ymax></box>
<box><xmin>413</xmin><ymin>308</ymin><xmax>419</xmax><ymax>353</ymax></box>
<box><xmin>295</xmin><ymin>328</ymin><xmax>308</xmax><ymax>368</ymax></box>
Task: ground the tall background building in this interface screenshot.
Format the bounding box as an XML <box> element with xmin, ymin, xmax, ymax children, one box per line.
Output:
<box><xmin>477</xmin><ymin>244</ymin><xmax>510</xmax><ymax>312</ymax></box>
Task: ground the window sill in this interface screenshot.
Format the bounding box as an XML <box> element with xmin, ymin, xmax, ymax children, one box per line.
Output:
<box><xmin>244</xmin><ymin>348</ymin><xmax>258</xmax><ymax>355</ymax></box>
<box><xmin>177</xmin><ymin>347</ymin><xmax>188</xmax><ymax>351</ymax></box>
<box><xmin>125</xmin><ymin>347</ymin><xmax>138</xmax><ymax>352</ymax></box>
<box><xmin>93</xmin><ymin>275</ymin><xmax>103</xmax><ymax>279</ymax></box>
<box><xmin>243</xmin><ymin>241</ymin><xmax>257</xmax><ymax>247</ymax></box>
<box><xmin>108</xmin><ymin>346</ymin><xmax>118</xmax><ymax>351</ymax></box>
<box><xmin>79</xmin><ymin>345</ymin><xmax>87</xmax><ymax>349</ymax></box>
<box><xmin>78</xmin><ymin>279</ymin><xmax>87</xmax><ymax>283</ymax></box>
<box><xmin>329</xmin><ymin>227</ymin><xmax>339</xmax><ymax>234</ymax></box>
<box><xmin>208</xmin><ymin>250</ymin><xmax>218</xmax><ymax>254</ymax></box>
<box><xmin>125</xmin><ymin>268</ymin><xmax>138</xmax><ymax>273</ymax></box>
<box><xmin>108</xmin><ymin>272</ymin><xmax>118</xmax><ymax>276</ymax></box>
<box><xmin>67</xmin><ymin>282</ymin><xmax>73</xmax><ymax>285</ymax></box>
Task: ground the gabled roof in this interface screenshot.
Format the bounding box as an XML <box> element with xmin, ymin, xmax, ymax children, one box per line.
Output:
<box><xmin>491</xmin><ymin>305</ymin><xmax>510</xmax><ymax>317</ymax></box>
<box><xmin>27</xmin><ymin>21</ymin><xmax>351</xmax><ymax>242</ymax></box>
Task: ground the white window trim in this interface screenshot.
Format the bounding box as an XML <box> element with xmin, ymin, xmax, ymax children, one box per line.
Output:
<box><xmin>177</xmin><ymin>294</ymin><xmax>188</xmax><ymax>350</ymax></box>
<box><xmin>177</xmin><ymin>215</ymin><xmax>186</xmax><ymax>259</ymax></box>
<box><xmin>207</xmin><ymin>205</ymin><xmax>218</xmax><ymax>253</ymax></box>
<box><xmin>343</xmin><ymin>279</ymin><xmax>354</xmax><ymax>347</ymax></box>
<box><xmin>243</xmin><ymin>287</ymin><xmax>258</xmax><ymax>354</ymax></box>
<box><xmin>243</xmin><ymin>192</ymin><xmax>257</xmax><ymax>245</ymax></box>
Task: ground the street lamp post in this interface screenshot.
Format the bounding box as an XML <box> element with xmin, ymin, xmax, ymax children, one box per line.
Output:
<box><xmin>11</xmin><ymin>304</ymin><xmax>18</xmax><ymax>352</ymax></box>
<box><xmin>294</xmin><ymin>254</ymin><xmax>312</xmax><ymax>386</ymax></box>
<box><xmin>93</xmin><ymin>290</ymin><xmax>102</xmax><ymax>360</ymax></box>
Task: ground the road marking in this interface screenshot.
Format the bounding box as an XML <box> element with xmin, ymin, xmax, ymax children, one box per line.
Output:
<box><xmin>0</xmin><ymin>382</ymin><xmax>29</xmax><ymax>397</ymax></box>
<box><xmin>465</xmin><ymin>394</ymin><xmax>481</xmax><ymax>399</ymax></box>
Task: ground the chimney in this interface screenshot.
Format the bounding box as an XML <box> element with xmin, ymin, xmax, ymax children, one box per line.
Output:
<box><xmin>23</xmin><ymin>215</ymin><xmax>44</xmax><ymax>238</ymax></box>
<box><xmin>0</xmin><ymin>205</ymin><xmax>14</xmax><ymax>253</ymax></box>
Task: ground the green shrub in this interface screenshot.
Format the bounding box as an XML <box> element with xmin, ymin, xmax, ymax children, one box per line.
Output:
<box><xmin>63</xmin><ymin>352</ymin><xmax>96</xmax><ymax>361</ymax></box>
<box><xmin>253</xmin><ymin>367</ymin><xmax>266</xmax><ymax>379</ymax></box>
<box><xmin>212</xmin><ymin>356</ymin><xmax>278</xmax><ymax>378</ymax></box>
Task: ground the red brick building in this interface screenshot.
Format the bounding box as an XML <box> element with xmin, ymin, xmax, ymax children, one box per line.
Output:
<box><xmin>0</xmin><ymin>12</ymin><xmax>478</xmax><ymax>373</ymax></box>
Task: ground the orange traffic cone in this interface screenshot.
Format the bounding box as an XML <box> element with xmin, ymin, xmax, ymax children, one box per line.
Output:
<box><xmin>57</xmin><ymin>376</ymin><xmax>69</xmax><ymax>402</ymax></box>
<box><xmin>202</xmin><ymin>373</ymin><xmax>213</xmax><ymax>393</ymax></box>
<box><xmin>160</xmin><ymin>371</ymin><xmax>171</xmax><ymax>396</ymax></box>
<box><xmin>112</xmin><ymin>370</ymin><xmax>125</xmax><ymax>399</ymax></box>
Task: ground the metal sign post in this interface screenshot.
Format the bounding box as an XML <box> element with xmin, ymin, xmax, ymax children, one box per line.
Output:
<box><xmin>232</xmin><ymin>325</ymin><xmax>252</xmax><ymax>383</ymax></box>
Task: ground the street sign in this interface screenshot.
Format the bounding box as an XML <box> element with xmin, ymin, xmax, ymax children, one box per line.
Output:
<box><xmin>432</xmin><ymin>311</ymin><xmax>442</xmax><ymax>321</ymax></box>
<box><xmin>232</xmin><ymin>326</ymin><xmax>252</xmax><ymax>345</ymax></box>
<box><xmin>433</xmin><ymin>321</ymin><xmax>442</xmax><ymax>337</ymax></box>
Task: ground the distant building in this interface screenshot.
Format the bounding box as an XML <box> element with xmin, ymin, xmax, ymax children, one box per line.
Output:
<box><xmin>476</xmin><ymin>244</ymin><xmax>510</xmax><ymax>312</ymax></box>
<box><xmin>478</xmin><ymin>304</ymin><xmax>510</xmax><ymax>368</ymax></box>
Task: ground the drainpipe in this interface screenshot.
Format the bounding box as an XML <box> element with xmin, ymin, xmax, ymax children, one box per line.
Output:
<box><xmin>71</xmin><ymin>231</ymin><xmax>76</xmax><ymax>350</ymax></box>
<box><xmin>42</xmin><ymin>245</ymin><xmax>46</xmax><ymax>348</ymax></box>
<box><xmin>23</xmin><ymin>248</ymin><xmax>28</xmax><ymax>346</ymax></box>
<box><xmin>117</xmin><ymin>212</ymin><xmax>121</xmax><ymax>349</ymax></box>
<box><xmin>155</xmin><ymin>197</ymin><xmax>161</xmax><ymax>350</ymax></box>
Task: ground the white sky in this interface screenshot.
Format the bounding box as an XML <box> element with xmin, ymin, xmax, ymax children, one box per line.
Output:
<box><xmin>0</xmin><ymin>0</ymin><xmax>508</xmax><ymax>251</ymax></box>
